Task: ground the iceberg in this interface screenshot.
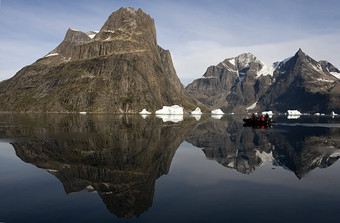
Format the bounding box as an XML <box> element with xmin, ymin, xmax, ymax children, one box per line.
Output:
<box><xmin>79</xmin><ymin>111</ymin><xmax>87</xmax><ymax>115</ymax></box>
<box><xmin>155</xmin><ymin>105</ymin><xmax>184</xmax><ymax>115</ymax></box>
<box><xmin>287</xmin><ymin>115</ymin><xmax>300</xmax><ymax>119</ymax></box>
<box><xmin>262</xmin><ymin>111</ymin><xmax>273</xmax><ymax>118</ymax></box>
<box><xmin>331</xmin><ymin>111</ymin><xmax>338</xmax><ymax>116</ymax></box>
<box><xmin>211</xmin><ymin>114</ymin><xmax>223</xmax><ymax>120</ymax></box>
<box><xmin>314</xmin><ymin>113</ymin><xmax>320</xmax><ymax>116</ymax></box>
<box><xmin>190</xmin><ymin>107</ymin><xmax>203</xmax><ymax>115</ymax></box>
<box><xmin>156</xmin><ymin>114</ymin><xmax>184</xmax><ymax>123</ymax></box>
<box><xmin>191</xmin><ymin>115</ymin><xmax>201</xmax><ymax>121</ymax></box>
<box><xmin>211</xmin><ymin>109</ymin><xmax>224</xmax><ymax>115</ymax></box>
<box><xmin>287</xmin><ymin>110</ymin><xmax>301</xmax><ymax>116</ymax></box>
<box><xmin>139</xmin><ymin>109</ymin><xmax>151</xmax><ymax>115</ymax></box>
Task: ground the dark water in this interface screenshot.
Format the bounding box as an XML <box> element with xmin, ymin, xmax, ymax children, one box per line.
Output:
<box><xmin>0</xmin><ymin>113</ymin><xmax>340</xmax><ymax>223</ymax></box>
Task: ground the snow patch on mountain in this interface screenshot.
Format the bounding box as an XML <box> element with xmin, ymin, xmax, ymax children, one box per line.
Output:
<box><xmin>45</xmin><ymin>53</ymin><xmax>59</xmax><ymax>57</ymax></box>
<box><xmin>246</xmin><ymin>102</ymin><xmax>257</xmax><ymax>110</ymax></box>
<box><xmin>257</xmin><ymin>63</ymin><xmax>275</xmax><ymax>77</ymax></box>
<box><xmin>330</xmin><ymin>72</ymin><xmax>340</xmax><ymax>79</ymax></box>
<box><xmin>256</xmin><ymin>150</ymin><xmax>274</xmax><ymax>166</ymax></box>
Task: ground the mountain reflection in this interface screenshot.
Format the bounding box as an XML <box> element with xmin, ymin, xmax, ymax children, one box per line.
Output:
<box><xmin>0</xmin><ymin>114</ymin><xmax>195</xmax><ymax>218</ymax></box>
<box><xmin>0</xmin><ymin>114</ymin><xmax>340</xmax><ymax>218</ymax></box>
<box><xmin>186</xmin><ymin>117</ymin><xmax>340</xmax><ymax>178</ymax></box>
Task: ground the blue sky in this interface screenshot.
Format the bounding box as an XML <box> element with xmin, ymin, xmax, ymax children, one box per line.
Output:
<box><xmin>1</xmin><ymin>0</ymin><xmax>340</xmax><ymax>85</ymax></box>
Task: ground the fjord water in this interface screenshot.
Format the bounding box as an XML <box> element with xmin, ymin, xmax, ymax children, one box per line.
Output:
<box><xmin>0</xmin><ymin>114</ymin><xmax>340</xmax><ymax>223</ymax></box>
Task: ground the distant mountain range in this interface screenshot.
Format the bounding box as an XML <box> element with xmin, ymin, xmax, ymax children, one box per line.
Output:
<box><xmin>186</xmin><ymin>49</ymin><xmax>340</xmax><ymax>113</ymax></box>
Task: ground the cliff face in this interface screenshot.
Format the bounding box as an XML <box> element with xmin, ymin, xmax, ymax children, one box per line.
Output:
<box><xmin>258</xmin><ymin>49</ymin><xmax>340</xmax><ymax>113</ymax></box>
<box><xmin>0</xmin><ymin>7</ymin><xmax>198</xmax><ymax>113</ymax></box>
<box><xmin>186</xmin><ymin>49</ymin><xmax>340</xmax><ymax>113</ymax></box>
<box><xmin>186</xmin><ymin>53</ymin><xmax>273</xmax><ymax>112</ymax></box>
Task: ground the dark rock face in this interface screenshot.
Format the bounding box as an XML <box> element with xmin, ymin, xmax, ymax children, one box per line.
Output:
<box><xmin>0</xmin><ymin>114</ymin><xmax>195</xmax><ymax>218</ymax></box>
<box><xmin>0</xmin><ymin>7</ymin><xmax>198</xmax><ymax>113</ymax></box>
<box><xmin>186</xmin><ymin>53</ymin><xmax>274</xmax><ymax>112</ymax></box>
<box><xmin>258</xmin><ymin>49</ymin><xmax>340</xmax><ymax>113</ymax></box>
<box><xmin>187</xmin><ymin>49</ymin><xmax>340</xmax><ymax>113</ymax></box>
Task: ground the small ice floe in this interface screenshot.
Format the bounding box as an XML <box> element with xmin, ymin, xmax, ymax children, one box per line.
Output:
<box><xmin>189</xmin><ymin>107</ymin><xmax>202</xmax><ymax>121</ymax></box>
<box><xmin>287</xmin><ymin>110</ymin><xmax>301</xmax><ymax>119</ymax></box>
<box><xmin>156</xmin><ymin>114</ymin><xmax>184</xmax><ymax>123</ymax></box>
<box><xmin>287</xmin><ymin>115</ymin><xmax>301</xmax><ymax>119</ymax></box>
<box><xmin>191</xmin><ymin>115</ymin><xmax>201</xmax><ymax>121</ymax></box>
<box><xmin>211</xmin><ymin>114</ymin><xmax>223</xmax><ymax>120</ymax></box>
<box><xmin>314</xmin><ymin>113</ymin><xmax>320</xmax><ymax>116</ymax></box>
<box><xmin>79</xmin><ymin>112</ymin><xmax>87</xmax><ymax>115</ymax></box>
<box><xmin>140</xmin><ymin>115</ymin><xmax>148</xmax><ymax>119</ymax></box>
<box><xmin>155</xmin><ymin>105</ymin><xmax>184</xmax><ymax>115</ymax></box>
<box><xmin>211</xmin><ymin>109</ymin><xmax>224</xmax><ymax>119</ymax></box>
<box><xmin>211</xmin><ymin>109</ymin><xmax>224</xmax><ymax>115</ymax></box>
<box><xmin>262</xmin><ymin>111</ymin><xmax>273</xmax><ymax>118</ymax></box>
<box><xmin>139</xmin><ymin>109</ymin><xmax>151</xmax><ymax>115</ymax></box>
<box><xmin>287</xmin><ymin>110</ymin><xmax>302</xmax><ymax>116</ymax></box>
<box><xmin>189</xmin><ymin>107</ymin><xmax>202</xmax><ymax>115</ymax></box>
<box><xmin>331</xmin><ymin>111</ymin><xmax>338</xmax><ymax>116</ymax></box>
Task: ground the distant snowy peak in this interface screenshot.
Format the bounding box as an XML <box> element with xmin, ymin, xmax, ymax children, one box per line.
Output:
<box><xmin>235</xmin><ymin>53</ymin><xmax>258</xmax><ymax>70</ymax></box>
<box><xmin>218</xmin><ymin>53</ymin><xmax>275</xmax><ymax>78</ymax></box>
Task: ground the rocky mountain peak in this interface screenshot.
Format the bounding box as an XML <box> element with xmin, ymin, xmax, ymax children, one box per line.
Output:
<box><xmin>44</xmin><ymin>28</ymin><xmax>90</xmax><ymax>59</ymax></box>
<box><xmin>235</xmin><ymin>53</ymin><xmax>258</xmax><ymax>69</ymax></box>
<box><xmin>94</xmin><ymin>7</ymin><xmax>156</xmax><ymax>46</ymax></box>
<box><xmin>0</xmin><ymin>8</ymin><xmax>199</xmax><ymax>113</ymax></box>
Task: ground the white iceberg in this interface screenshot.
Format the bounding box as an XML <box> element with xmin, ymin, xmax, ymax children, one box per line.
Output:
<box><xmin>331</xmin><ymin>111</ymin><xmax>338</xmax><ymax>116</ymax></box>
<box><xmin>190</xmin><ymin>107</ymin><xmax>203</xmax><ymax>115</ymax></box>
<box><xmin>262</xmin><ymin>111</ymin><xmax>273</xmax><ymax>118</ymax></box>
<box><xmin>314</xmin><ymin>113</ymin><xmax>320</xmax><ymax>116</ymax></box>
<box><xmin>156</xmin><ymin>114</ymin><xmax>184</xmax><ymax>123</ymax></box>
<box><xmin>155</xmin><ymin>105</ymin><xmax>184</xmax><ymax>115</ymax></box>
<box><xmin>139</xmin><ymin>109</ymin><xmax>151</xmax><ymax>115</ymax></box>
<box><xmin>191</xmin><ymin>115</ymin><xmax>202</xmax><ymax>121</ymax></box>
<box><xmin>287</xmin><ymin>110</ymin><xmax>302</xmax><ymax>116</ymax></box>
<box><xmin>287</xmin><ymin>115</ymin><xmax>300</xmax><ymax>119</ymax></box>
<box><xmin>211</xmin><ymin>114</ymin><xmax>223</xmax><ymax>120</ymax></box>
<box><xmin>211</xmin><ymin>109</ymin><xmax>224</xmax><ymax>115</ymax></box>
<box><xmin>79</xmin><ymin>112</ymin><xmax>87</xmax><ymax>115</ymax></box>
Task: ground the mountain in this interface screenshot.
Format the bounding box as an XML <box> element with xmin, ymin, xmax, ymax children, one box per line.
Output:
<box><xmin>186</xmin><ymin>49</ymin><xmax>340</xmax><ymax>113</ymax></box>
<box><xmin>258</xmin><ymin>49</ymin><xmax>340</xmax><ymax>113</ymax></box>
<box><xmin>0</xmin><ymin>7</ymin><xmax>199</xmax><ymax>113</ymax></box>
<box><xmin>186</xmin><ymin>53</ymin><xmax>274</xmax><ymax>112</ymax></box>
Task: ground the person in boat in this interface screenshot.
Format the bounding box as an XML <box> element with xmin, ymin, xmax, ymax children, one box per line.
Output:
<box><xmin>260</xmin><ymin>115</ymin><xmax>265</xmax><ymax>122</ymax></box>
<box><xmin>264</xmin><ymin>114</ymin><xmax>269</xmax><ymax>121</ymax></box>
<box><xmin>251</xmin><ymin>113</ymin><xmax>257</xmax><ymax>121</ymax></box>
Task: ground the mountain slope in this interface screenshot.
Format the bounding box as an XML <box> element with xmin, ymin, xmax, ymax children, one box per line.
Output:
<box><xmin>186</xmin><ymin>49</ymin><xmax>340</xmax><ymax>113</ymax></box>
<box><xmin>186</xmin><ymin>53</ymin><xmax>274</xmax><ymax>112</ymax></box>
<box><xmin>258</xmin><ymin>49</ymin><xmax>340</xmax><ymax>113</ymax></box>
<box><xmin>0</xmin><ymin>7</ymin><xmax>198</xmax><ymax>113</ymax></box>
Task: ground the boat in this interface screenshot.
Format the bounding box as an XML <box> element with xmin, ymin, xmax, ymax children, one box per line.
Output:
<box><xmin>243</xmin><ymin>116</ymin><xmax>273</xmax><ymax>127</ymax></box>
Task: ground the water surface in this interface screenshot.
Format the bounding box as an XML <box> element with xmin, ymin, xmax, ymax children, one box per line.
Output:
<box><xmin>0</xmin><ymin>114</ymin><xmax>340</xmax><ymax>222</ymax></box>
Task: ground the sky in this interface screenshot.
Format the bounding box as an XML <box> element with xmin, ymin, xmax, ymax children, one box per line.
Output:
<box><xmin>1</xmin><ymin>0</ymin><xmax>340</xmax><ymax>86</ymax></box>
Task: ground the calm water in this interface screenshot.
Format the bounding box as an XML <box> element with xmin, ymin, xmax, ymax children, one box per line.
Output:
<box><xmin>0</xmin><ymin>113</ymin><xmax>340</xmax><ymax>223</ymax></box>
